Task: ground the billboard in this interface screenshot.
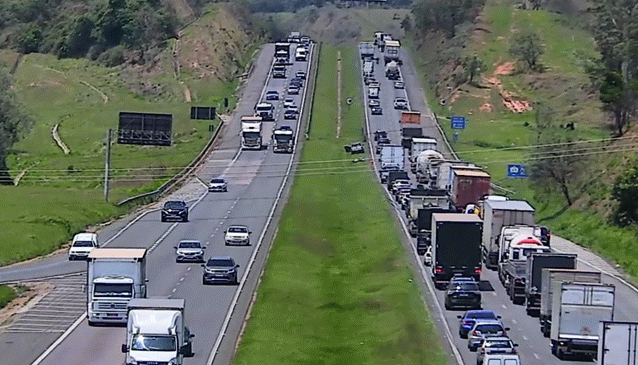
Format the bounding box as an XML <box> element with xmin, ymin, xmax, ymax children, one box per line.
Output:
<box><xmin>190</xmin><ymin>106</ymin><xmax>216</xmax><ymax>120</ymax></box>
<box><xmin>117</xmin><ymin>112</ymin><xmax>172</xmax><ymax>146</ymax></box>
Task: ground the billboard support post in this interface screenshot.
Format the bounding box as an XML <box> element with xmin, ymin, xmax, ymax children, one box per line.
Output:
<box><xmin>104</xmin><ymin>129</ymin><xmax>112</xmax><ymax>202</ymax></box>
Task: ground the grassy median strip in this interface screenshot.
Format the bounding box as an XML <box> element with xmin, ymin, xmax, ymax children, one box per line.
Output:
<box><xmin>234</xmin><ymin>45</ymin><xmax>448</xmax><ymax>364</ymax></box>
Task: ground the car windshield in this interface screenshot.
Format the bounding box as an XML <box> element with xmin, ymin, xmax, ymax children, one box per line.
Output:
<box><xmin>469</xmin><ymin>312</ymin><xmax>497</xmax><ymax>319</ymax></box>
<box><xmin>476</xmin><ymin>324</ymin><xmax>504</xmax><ymax>334</ymax></box>
<box><xmin>179</xmin><ymin>241</ymin><xmax>201</xmax><ymax>248</ymax></box>
<box><xmin>228</xmin><ymin>227</ymin><xmax>247</xmax><ymax>233</ymax></box>
<box><xmin>93</xmin><ymin>283</ymin><xmax>133</xmax><ymax>297</ymax></box>
<box><xmin>454</xmin><ymin>282</ymin><xmax>479</xmax><ymax>291</ymax></box>
<box><xmin>131</xmin><ymin>334</ymin><xmax>176</xmax><ymax>351</ymax></box>
<box><xmin>207</xmin><ymin>259</ymin><xmax>235</xmax><ymax>267</ymax></box>
<box><xmin>486</xmin><ymin>340</ymin><xmax>512</xmax><ymax>348</ymax></box>
<box><xmin>73</xmin><ymin>241</ymin><xmax>93</xmax><ymax>247</ymax></box>
<box><xmin>164</xmin><ymin>201</ymin><xmax>185</xmax><ymax>209</ymax></box>
<box><xmin>210</xmin><ymin>179</ymin><xmax>225</xmax><ymax>184</ymax></box>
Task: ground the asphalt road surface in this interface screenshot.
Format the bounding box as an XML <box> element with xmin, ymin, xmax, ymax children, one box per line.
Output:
<box><xmin>360</xmin><ymin>42</ymin><xmax>638</xmax><ymax>365</ymax></box>
<box><xmin>0</xmin><ymin>42</ymin><xmax>314</xmax><ymax>365</ymax></box>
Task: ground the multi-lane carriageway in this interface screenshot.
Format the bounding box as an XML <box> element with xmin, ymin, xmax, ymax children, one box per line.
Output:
<box><xmin>359</xmin><ymin>42</ymin><xmax>638</xmax><ymax>365</ymax></box>
<box><xmin>1</xmin><ymin>36</ymin><xmax>638</xmax><ymax>365</ymax></box>
<box><xmin>0</xmin><ymin>42</ymin><xmax>313</xmax><ymax>365</ymax></box>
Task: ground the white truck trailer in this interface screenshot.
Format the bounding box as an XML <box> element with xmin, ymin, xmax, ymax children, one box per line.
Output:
<box><xmin>551</xmin><ymin>282</ymin><xmax>615</xmax><ymax>360</ymax></box>
<box><xmin>598</xmin><ymin>321</ymin><xmax>638</xmax><ymax>365</ymax></box>
<box><xmin>480</xmin><ymin>200</ymin><xmax>535</xmax><ymax>269</ymax></box>
<box><xmin>415</xmin><ymin>150</ymin><xmax>444</xmax><ymax>185</ymax></box>
<box><xmin>122</xmin><ymin>298</ymin><xmax>194</xmax><ymax>365</ymax></box>
<box><xmin>241</xmin><ymin>116</ymin><xmax>263</xmax><ymax>150</ymax></box>
<box><xmin>540</xmin><ymin>269</ymin><xmax>602</xmax><ymax>337</ymax></box>
<box><xmin>384</xmin><ymin>40</ymin><xmax>401</xmax><ymax>64</ymax></box>
<box><xmin>87</xmin><ymin>248</ymin><xmax>147</xmax><ymax>325</ymax></box>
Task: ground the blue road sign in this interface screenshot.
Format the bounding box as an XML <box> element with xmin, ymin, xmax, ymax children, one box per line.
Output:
<box><xmin>507</xmin><ymin>164</ymin><xmax>527</xmax><ymax>178</ymax></box>
<box><xmin>451</xmin><ymin>116</ymin><xmax>467</xmax><ymax>130</ymax></box>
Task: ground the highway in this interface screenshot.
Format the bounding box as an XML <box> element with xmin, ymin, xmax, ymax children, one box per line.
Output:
<box><xmin>0</xmin><ymin>41</ymin><xmax>314</xmax><ymax>365</ymax></box>
<box><xmin>359</xmin><ymin>41</ymin><xmax>638</xmax><ymax>365</ymax></box>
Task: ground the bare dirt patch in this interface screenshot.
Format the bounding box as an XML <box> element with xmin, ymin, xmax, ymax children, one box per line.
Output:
<box><xmin>494</xmin><ymin>62</ymin><xmax>515</xmax><ymax>75</ymax></box>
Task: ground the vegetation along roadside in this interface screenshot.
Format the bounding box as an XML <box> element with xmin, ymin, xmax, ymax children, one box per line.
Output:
<box><xmin>405</xmin><ymin>0</ymin><xmax>638</xmax><ymax>280</ymax></box>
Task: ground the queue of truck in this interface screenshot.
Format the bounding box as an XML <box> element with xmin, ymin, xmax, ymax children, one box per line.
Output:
<box><xmin>360</xmin><ymin>33</ymin><xmax>633</xmax><ymax>363</ymax></box>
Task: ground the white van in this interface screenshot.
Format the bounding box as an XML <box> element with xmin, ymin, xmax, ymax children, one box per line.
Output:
<box><xmin>482</xmin><ymin>354</ymin><xmax>521</xmax><ymax>365</ymax></box>
<box><xmin>295</xmin><ymin>47</ymin><xmax>307</xmax><ymax>61</ymax></box>
<box><xmin>68</xmin><ymin>232</ymin><xmax>99</xmax><ymax>260</ymax></box>
<box><xmin>368</xmin><ymin>87</ymin><xmax>379</xmax><ymax>99</ymax></box>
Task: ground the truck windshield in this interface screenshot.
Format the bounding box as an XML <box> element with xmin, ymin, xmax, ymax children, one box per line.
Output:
<box><xmin>93</xmin><ymin>283</ymin><xmax>133</xmax><ymax>297</ymax></box>
<box><xmin>275</xmin><ymin>135</ymin><xmax>292</xmax><ymax>142</ymax></box>
<box><xmin>243</xmin><ymin>132</ymin><xmax>260</xmax><ymax>139</ymax></box>
<box><xmin>131</xmin><ymin>334</ymin><xmax>177</xmax><ymax>351</ymax></box>
<box><xmin>256</xmin><ymin>106</ymin><xmax>273</xmax><ymax>112</ymax></box>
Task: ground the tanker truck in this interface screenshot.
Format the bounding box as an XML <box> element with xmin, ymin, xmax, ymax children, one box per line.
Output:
<box><xmin>385</xmin><ymin>61</ymin><xmax>400</xmax><ymax>80</ymax></box>
<box><xmin>415</xmin><ymin>150</ymin><xmax>444</xmax><ymax>186</ymax></box>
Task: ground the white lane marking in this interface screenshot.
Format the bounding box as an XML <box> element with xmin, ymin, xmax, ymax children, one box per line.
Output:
<box><xmin>522</xmin><ymin>335</ymin><xmax>528</xmax><ymax>341</ymax></box>
<box><xmin>31</xmin><ymin>313</ymin><xmax>87</xmax><ymax>365</ymax></box>
<box><xmin>148</xmin><ymin>223</ymin><xmax>179</xmax><ymax>252</ymax></box>
<box><xmin>172</xmin><ymin>288</ymin><xmax>177</xmax><ymax>293</ymax></box>
<box><xmin>511</xmin><ymin>319</ymin><xmax>517</xmax><ymax>324</ymax></box>
<box><xmin>502</xmin><ymin>304</ymin><xmax>507</xmax><ymax>309</ymax></box>
<box><xmin>187</xmin><ymin>267</ymin><xmax>192</xmax><ymax>271</ymax></box>
<box><xmin>101</xmin><ymin>210</ymin><xmax>150</xmax><ymax>247</ymax></box>
<box><xmin>533</xmin><ymin>353</ymin><xmax>539</xmax><ymax>359</ymax></box>
<box><xmin>492</xmin><ymin>292</ymin><xmax>498</xmax><ymax>296</ymax></box>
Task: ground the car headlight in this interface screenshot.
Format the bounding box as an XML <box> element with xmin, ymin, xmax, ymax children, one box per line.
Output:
<box><xmin>127</xmin><ymin>356</ymin><xmax>137</xmax><ymax>365</ymax></box>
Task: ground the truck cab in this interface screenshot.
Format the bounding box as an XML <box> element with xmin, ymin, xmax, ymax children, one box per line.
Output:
<box><xmin>254</xmin><ymin>103</ymin><xmax>274</xmax><ymax>121</ymax></box>
<box><xmin>241</xmin><ymin>116</ymin><xmax>263</xmax><ymax>150</ymax></box>
<box><xmin>87</xmin><ymin>248</ymin><xmax>147</xmax><ymax>325</ymax></box>
<box><xmin>272</xmin><ymin>127</ymin><xmax>295</xmax><ymax>153</ymax></box>
<box><xmin>123</xmin><ymin>298</ymin><xmax>194</xmax><ymax>365</ymax></box>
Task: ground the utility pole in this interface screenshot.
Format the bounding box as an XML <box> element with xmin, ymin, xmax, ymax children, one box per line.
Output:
<box><xmin>104</xmin><ymin>129</ymin><xmax>112</xmax><ymax>202</ymax></box>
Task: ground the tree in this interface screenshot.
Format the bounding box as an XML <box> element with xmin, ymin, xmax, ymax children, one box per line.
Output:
<box><xmin>401</xmin><ymin>15</ymin><xmax>412</xmax><ymax>33</ymax></box>
<box><xmin>529</xmin><ymin>105</ymin><xmax>581</xmax><ymax>206</ymax></box>
<box><xmin>600</xmin><ymin>72</ymin><xmax>638</xmax><ymax>136</ymax></box>
<box><xmin>462</xmin><ymin>55</ymin><xmax>485</xmax><ymax>85</ymax></box>
<box><xmin>509</xmin><ymin>30</ymin><xmax>544</xmax><ymax>71</ymax></box>
<box><xmin>0</xmin><ymin>69</ymin><xmax>33</xmax><ymax>184</ymax></box>
<box><xmin>612</xmin><ymin>161</ymin><xmax>638</xmax><ymax>227</ymax></box>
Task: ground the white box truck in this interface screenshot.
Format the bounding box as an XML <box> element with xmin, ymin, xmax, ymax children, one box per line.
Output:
<box><xmin>87</xmin><ymin>248</ymin><xmax>147</xmax><ymax>325</ymax></box>
<box><xmin>241</xmin><ymin>116</ymin><xmax>263</xmax><ymax>150</ymax></box>
<box><xmin>410</xmin><ymin>137</ymin><xmax>437</xmax><ymax>157</ymax></box>
<box><xmin>551</xmin><ymin>282</ymin><xmax>615</xmax><ymax>360</ymax></box>
<box><xmin>540</xmin><ymin>269</ymin><xmax>602</xmax><ymax>337</ymax></box>
<box><xmin>122</xmin><ymin>298</ymin><xmax>194</xmax><ymax>365</ymax></box>
<box><xmin>480</xmin><ymin>200</ymin><xmax>535</xmax><ymax>269</ymax></box>
<box><xmin>598</xmin><ymin>321</ymin><xmax>638</xmax><ymax>365</ymax></box>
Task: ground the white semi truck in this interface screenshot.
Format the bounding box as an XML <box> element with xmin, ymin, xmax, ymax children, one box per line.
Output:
<box><xmin>598</xmin><ymin>321</ymin><xmax>638</xmax><ymax>365</ymax></box>
<box><xmin>122</xmin><ymin>298</ymin><xmax>194</xmax><ymax>365</ymax></box>
<box><xmin>272</xmin><ymin>127</ymin><xmax>294</xmax><ymax>153</ymax></box>
<box><xmin>385</xmin><ymin>60</ymin><xmax>400</xmax><ymax>79</ymax></box>
<box><xmin>87</xmin><ymin>248</ymin><xmax>147</xmax><ymax>325</ymax></box>
<box><xmin>384</xmin><ymin>40</ymin><xmax>401</xmax><ymax>64</ymax></box>
<box><xmin>551</xmin><ymin>282</ymin><xmax>615</xmax><ymax>359</ymax></box>
<box><xmin>540</xmin><ymin>269</ymin><xmax>602</xmax><ymax>337</ymax></box>
<box><xmin>480</xmin><ymin>200</ymin><xmax>535</xmax><ymax>269</ymax></box>
<box><xmin>241</xmin><ymin>116</ymin><xmax>262</xmax><ymax>150</ymax></box>
<box><xmin>415</xmin><ymin>150</ymin><xmax>444</xmax><ymax>185</ymax></box>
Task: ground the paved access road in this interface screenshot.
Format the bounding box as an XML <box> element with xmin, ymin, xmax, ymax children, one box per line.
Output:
<box><xmin>0</xmin><ymin>42</ymin><xmax>314</xmax><ymax>365</ymax></box>
<box><xmin>360</xmin><ymin>42</ymin><xmax>638</xmax><ymax>365</ymax></box>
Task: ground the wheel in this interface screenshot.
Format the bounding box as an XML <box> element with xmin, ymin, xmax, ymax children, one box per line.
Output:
<box><xmin>551</xmin><ymin>342</ymin><xmax>557</xmax><ymax>356</ymax></box>
<box><xmin>444</xmin><ymin>301</ymin><xmax>451</xmax><ymax>310</ymax></box>
<box><xmin>184</xmin><ymin>342</ymin><xmax>193</xmax><ymax>357</ymax></box>
<box><xmin>557</xmin><ymin>347</ymin><xmax>565</xmax><ymax>360</ymax></box>
<box><xmin>202</xmin><ymin>278</ymin><xmax>208</xmax><ymax>285</ymax></box>
<box><xmin>233</xmin><ymin>277</ymin><xmax>239</xmax><ymax>285</ymax></box>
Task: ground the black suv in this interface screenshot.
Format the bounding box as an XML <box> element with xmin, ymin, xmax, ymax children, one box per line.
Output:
<box><xmin>445</xmin><ymin>278</ymin><xmax>481</xmax><ymax>310</ymax></box>
<box><xmin>202</xmin><ymin>257</ymin><xmax>239</xmax><ymax>285</ymax></box>
<box><xmin>161</xmin><ymin>200</ymin><xmax>189</xmax><ymax>222</ymax></box>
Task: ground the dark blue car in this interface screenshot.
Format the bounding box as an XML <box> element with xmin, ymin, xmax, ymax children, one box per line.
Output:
<box><xmin>457</xmin><ymin>310</ymin><xmax>502</xmax><ymax>339</ymax></box>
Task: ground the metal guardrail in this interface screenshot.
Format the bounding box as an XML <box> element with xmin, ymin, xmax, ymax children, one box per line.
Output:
<box><xmin>116</xmin><ymin>116</ymin><xmax>225</xmax><ymax>206</ymax></box>
<box><xmin>305</xmin><ymin>41</ymin><xmax>322</xmax><ymax>139</ymax></box>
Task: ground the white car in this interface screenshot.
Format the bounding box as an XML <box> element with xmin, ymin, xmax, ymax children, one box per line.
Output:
<box><xmin>287</xmin><ymin>105</ymin><xmax>299</xmax><ymax>114</ymax></box>
<box><xmin>479</xmin><ymin>354</ymin><xmax>521</xmax><ymax>365</ymax></box>
<box><xmin>224</xmin><ymin>225</ymin><xmax>251</xmax><ymax>246</ymax></box>
<box><xmin>369</xmin><ymin>99</ymin><xmax>380</xmax><ymax>107</ymax></box>
<box><xmin>476</xmin><ymin>337</ymin><xmax>518</xmax><ymax>365</ymax></box>
<box><xmin>423</xmin><ymin>246</ymin><xmax>432</xmax><ymax>266</ymax></box>
<box><xmin>283</xmin><ymin>98</ymin><xmax>295</xmax><ymax>108</ymax></box>
<box><xmin>174</xmin><ymin>240</ymin><xmax>205</xmax><ymax>263</ymax></box>
<box><xmin>393</xmin><ymin>97</ymin><xmax>408</xmax><ymax>109</ymax></box>
<box><xmin>208</xmin><ymin>178</ymin><xmax>227</xmax><ymax>192</ymax></box>
<box><xmin>394</xmin><ymin>81</ymin><xmax>405</xmax><ymax>89</ymax></box>
<box><xmin>68</xmin><ymin>232</ymin><xmax>99</xmax><ymax>260</ymax></box>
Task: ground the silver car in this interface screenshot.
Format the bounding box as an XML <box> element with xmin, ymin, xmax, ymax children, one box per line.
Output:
<box><xmin>225</xmin><ymin>225</ymin><xmax>251</xmax><ymax>246</ymax></box>
<box><xmin>476</xmin><ymin>337</ymin><xmax>517</xmax><ymax>365</ymax></box>
<box><xmin>468</xmin><ymin>320</ymin><xmax>510</xmax><ymax>351</ymax></box>
<box><xmin>174</xmin><ymin>240</ymin><xmax>205</xmax><ymax>263</ymax></box>
<box><xmin>208</xmin><ymin>178</ymin><xmax>228</xmax><ymax>192</ymax></box>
